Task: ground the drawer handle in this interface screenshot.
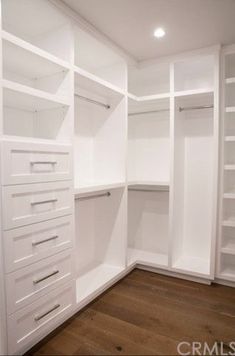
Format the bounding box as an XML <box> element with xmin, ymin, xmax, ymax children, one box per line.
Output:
<box><xmin>33</xmin><ymin>270</ymin><xmax>59</xmax><ymax>284</ymax></box>
<box><xmin>30</xmin><ymin>161</ymin><xmax>57</xmax><ymax>165</ymax></box>
<box><xmin>34</xmin><ymin>303</ymin><xmax>60</xmax><ymax>322</ymax></box>
<box><xmin>32</xmin><ymin>235</ymin><xmax>59</xmax><ymax>246</ymax></box>
<box><xmin>31</xmin><ymin>199</ymin><xmax>58</xmax><ymax>206</ymax></box>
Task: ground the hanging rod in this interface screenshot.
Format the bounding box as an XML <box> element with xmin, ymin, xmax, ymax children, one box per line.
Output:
<box><xmin>74</xmin><ymin>93</ymin><xmax>110</xmax><ymax>110</ymax></box>
<box><xmin>128</xmin><ymin>109</ymin><xmax>169</xmax><ymax>116</ymax></box>
<box><xmin>179</xmin><ymin>104</ymin><xmax>214</xmax><ymax>112</ymax></box>
<box><xmin>76</xmin><ymin>191</ymin><xmax>111</xmax><ymax>201</ymax></box>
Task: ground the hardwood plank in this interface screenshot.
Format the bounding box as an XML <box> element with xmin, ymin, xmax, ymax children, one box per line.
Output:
<box><xmin>27</xmin><ymin>270</ymin><xmax>235</xmax><ymax>356</ymax></box>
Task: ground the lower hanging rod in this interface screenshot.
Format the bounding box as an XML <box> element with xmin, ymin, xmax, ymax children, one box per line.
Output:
<box><xmin>76</xmin><ymin>191</ymin><xmax>111</xmax><ymax>201</ymax></box>
<box><xmin>179</xmin><ymin>104</ymin><xmax>214</xmax><ymax>112</ymax></box>
<box><xmin>74</xmin><ymin>93</ymin><xmax>110</xmax><ymax>110</ymax></box>
<box><xmin>128</xmin><ymin>109</ymin><xmax>169</xmax><ymax>116</ymax></box>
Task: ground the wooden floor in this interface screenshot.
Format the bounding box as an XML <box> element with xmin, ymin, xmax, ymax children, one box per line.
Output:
<box><xmin>28</xmin><ymin>269</ymin><xmax>235</xmax><ymax>355</ymax></box>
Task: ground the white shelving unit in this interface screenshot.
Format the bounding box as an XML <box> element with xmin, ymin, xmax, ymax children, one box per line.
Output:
<box><xmin>217</xmin><ymin>46</ymin><xmax>235</xmax><ymax>282</ymax></box>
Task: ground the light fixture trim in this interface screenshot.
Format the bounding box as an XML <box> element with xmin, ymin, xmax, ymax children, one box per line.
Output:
<box><xmin>154</xmin><ymin>27</ymin><xmax>166</xmax><ymax>38</ymax></box>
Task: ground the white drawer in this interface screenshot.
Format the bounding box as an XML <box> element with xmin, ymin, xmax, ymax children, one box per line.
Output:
<box><xmin>3</xmin><ymin>181</ymin><xmax>73</xmax><ymax>230</ymax></box>
<box><xmin>8</xmin><ymin>280</ymin><xmax>75</xmax><ymax>355</ymax></box>
<box><xmin>1</xmin><ymin>140</ymin><xmax>72</xmax><ymax>185</ymax></box>
<box><xmin>6</xmin><ymin>250</ymin><xmax>74</xmax><ymax>314</ymax></box>
<box><xmin>4</xmin><ymin>216</ymin><xmax>74</xmax><ymax>273</ymax></box>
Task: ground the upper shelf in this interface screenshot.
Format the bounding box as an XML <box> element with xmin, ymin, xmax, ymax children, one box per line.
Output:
<box><xmin>128</xmin><ymin>181</ymin><xmax>169</xmax><ymax>192</ymax></box>
<box><xmin>74</xmin><ymin>66</ymin><xmax>126</xmax><ymax>101</ymax></box>
<box><xmin>2</xmin><ymin>30</ymin><xmax>70</xmax><ymax>76</ymax></box>
<box><xmin>3</xmin><ymin>79</ymin><xmax>70</xmax><ymax>112</ymax></box>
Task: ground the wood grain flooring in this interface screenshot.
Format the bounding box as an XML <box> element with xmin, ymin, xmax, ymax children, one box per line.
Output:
<box><xmin>27</xmin><ymin>269</ymin><xmax>235</xmax><ymax>355</ymax></box>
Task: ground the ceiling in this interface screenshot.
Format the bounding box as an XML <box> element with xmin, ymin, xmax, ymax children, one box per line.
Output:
<box><xmin>62</xmin><ymin>0</ymin><xmax>235</xmax><ymax>62</ymax></box>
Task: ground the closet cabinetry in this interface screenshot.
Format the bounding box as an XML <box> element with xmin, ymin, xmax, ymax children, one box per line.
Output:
<box><xmin>0</xmin><ymin>1</ymin><xmax>75</xmax><ymax>354</ymax></box>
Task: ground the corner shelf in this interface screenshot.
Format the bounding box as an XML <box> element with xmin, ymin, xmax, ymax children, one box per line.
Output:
<box><xmin>76</xmin><ymin>264</ymin><xmax>125</xmax><ymax>305</ymax></box>
<box><xmin>2</xmin><ymin>30</ymin><xmax>70</xmax><ymax>73</ymax></box>
<box><xmin>74</xmin><ymin>182</ymin><xmax>126</xmax><ymax>198</ymax></box>
<box><xmin>127</xmin><ymin>248</ymin><xmax>168</xmax><ymax>268</ymax></box>
<box><xmin>74</xmin><ymin>66</ymin><xmax>126</xmax><ymax>100</ymax></box>
<box><xmin>3</xmin><ymin>79</ymin><xmax>70</xmax><ymax>111</ymax></box>
<box><xmin>128</xmin><ymin>181</ymin><xmax>169</xmax><ymax>192</ymax></box>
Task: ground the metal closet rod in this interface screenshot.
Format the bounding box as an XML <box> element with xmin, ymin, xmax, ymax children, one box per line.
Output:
<box><xmin>76</xmin><ymin>191</ymin><xmax>111</xmax><ymax>201</ymax></box>
<box><xmin>179</xmin><ymin>104</ymin><xmax>214</xmax><ymax>112</ymax></box>
<box><xmin>74</xmin><ymin>93</ymin><xmax>110</xmax><ymax>110</ymax></box>
<box><xmin>128</xmin><ymin>104</ymin><xmax>214</xmax><ymax>116</ymax></box>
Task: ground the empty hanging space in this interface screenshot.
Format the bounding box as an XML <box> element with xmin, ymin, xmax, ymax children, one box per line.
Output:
<box><xmin>171</xmin><ymin>92</ymin><xmax>215</xmax><ymax>277</ymax></box>
<box><xmin>1</xmin><ymin>0</ymin><xmax>72</xmax><ymax>61</ymax></box>
<box><xmin>128</xmin><ymin>62</ymin><xmax>170</xmax><ymax>97</ymax></box>
<box><xmin>74</xmin><ymin>27</ymin><xmax>126</xmax><ymax>90</ymax></box>
<box><xmin>74</xmin><ymin>187</ymin><xmax>126</xmax><ymax>306</ymax></box>
<box><xmin>74</xmin><ymin>72</ymin><xmax>126</xmax><ymax>192</ymax></box>
<box><xmin>127</xmin><ymin>96</ymin><xmax>170</xmax><ymax>268</ymax></box>
<box><xmin>174</xmin><ymin>54</ymin><xmax>215</xmax><ymax>95</ymax></box>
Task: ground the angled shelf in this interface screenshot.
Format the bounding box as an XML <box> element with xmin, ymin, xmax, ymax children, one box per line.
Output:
<box><xmin>2</xmin><ymin>30</ymin><xmax>70</xmax><ymax>77</ymax></box>
<box><xmin>3</xmin><ymin>79</ymin><xmax>70</xmax><ymax>112</ymax></box>
<box><xmin>74</xmin><ymin>182</ymin><xmax>126</xmax><ymax>198</ymax></box>
<box><xmin>127</xmin><ymin>248</ymin><xmax>168</xmax><ymax>268</ymax></box>
<box><xmin>128</xmin><ymin>181</ymin><xmax>169</xmax><ymax>192</ymax></box>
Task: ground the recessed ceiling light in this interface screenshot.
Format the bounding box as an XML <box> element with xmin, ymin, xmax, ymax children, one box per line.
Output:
<box><xmin>154</xmin><ymin>27</ymin><xmax>165</xmax><ymax>38</ymax></box>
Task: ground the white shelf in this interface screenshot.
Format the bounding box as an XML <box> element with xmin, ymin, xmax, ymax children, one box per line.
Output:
<box><xmin>127</xmin><ymin>248</ymin><xmax>168</xmax><ymax>268</ymax></box>
<box><xmin>225</xmin><ymin>77</ymin><xmax>235</xmax><ymax>84</ymax></box>
<box><xmin>3</xmin><ymin>79</ymin><xmax>70</xmax><ymax>112</ymax></box>
<box><xmin>223</xmin><ymin>193</ymin><xmax>235</xmax><ymax>199</ymax></box>
<box><xmin>173</xmin><ymin>256</ymin><xmax>210</xmax><ymax>276</ymax></box>
<box><xmin>225</xmin><ymin>136</ymin><xmax>235</xmax><ymax>142</ymax></box>
<box><xmin>224</xmin><ymin>164</ymin><xmax>235</xmax><ymax>170</ymax></box>
<box><xmin>222</xmin><ymin>219</ymin><xmax>235</xmax><ymax>227</ymax></box>
<box><xmin>128</xmin><ymin>181</ymin><xmax>169</xmax><ymax>192</ymax></box>
<box><xmin>74</xmin><ymin>182</ymin><xmax>126</xmax><ymax>198</ymax></box>
<box><xmin>174</xmin><ymin>88</ymin><xmax>214</xmax><ymax>97</ymax></box>
<box><xmin>226</xmin><ymin>107</ymin><xmax>235</xmax><ymax>113</ymax></box>
<box><xmin>2</xmin><ymin>30</ymin><xmax>70</xmax><ymax>78</ymax></box>
<box><xmin>76</xmin><ymin>264</ymin><xmax>125</xmax><ymax>304</ymax></box>
<box><xmin>219</xmin><ymin>267</ymin><xmax>235</xmax><ymax>281</ymax></box>
<box><xmin>221</xmin><ymin>246</ymin><xmax>235</xmax><ymax>255</ymax></box>
<box><xmin>74</xmin><ymin>65</ymin><xmax>126</xmax><ymax>99</ymax></box>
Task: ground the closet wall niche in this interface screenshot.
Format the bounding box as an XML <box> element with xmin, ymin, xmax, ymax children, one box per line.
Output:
<box><xmin>73</xmin><ymin>25</ymin><xmax>127</xmax><ymax>306</ymax></box>
<box><xmin>127</xmin><ymin>63</ymin><xmax>171</xmax><ymax>269</ymax></box>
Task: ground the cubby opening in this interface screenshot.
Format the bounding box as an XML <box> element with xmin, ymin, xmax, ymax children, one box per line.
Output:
<box><xmin>74</xmin><ymin>188</ymin><xmax>126</xmax><ymax>304</ymax></box>
<box><xmin>128</xmin><ymin>97</ymin><xmax>170</xmax><ymax>184</ymax></box>
<box><xmin>225</xmin><ymin>112</ymin><xmax>235</xmax><ymax>136</ymax></box>
<box><xmin>74</xmin><ymin>75</ymin><xmax>126</xmax><ymax>190</ymax></box>
<box><xmin>224</xmin><ymin>171</ymin><xmax>235</xmax><ymax>194</ymax></box>
<box><xmin>128</xmin><ymin>190</ymin><xmax>169</xmax><ymax>268</ymax></box>
<box><xmin>74</xmin><ymin>27</ymin><xmax>126</xmax><ymax>90</ymax></box>
<box><xmin>174</xmin><ymin>55</ymin><xmax>214</xmax><ymax>92</ymax></box>
<box><xmin>2</xmin><ymin>38</ymin><xmax>70</xmax><ymax>97</ymax></box>
<box><xmin>225</xmin><ymin>53</ymin><xmax>235</xmax><ymax>79</ymax></box>
<box><xmin>220</xmin><ymin>254</ymin><xmax>235</xmax><ymax>280</ymax></box>
<box><xmin>2</xmin><ymin>0</ymin><xmax>72</xmax><ymax>61</ymax></box>
<box><xmin>221</xmin><ymin>226</ymin><xmax>235</xmax><ymax>252</ymax></box>
<box><xmin>128</xmin><ymin>62</ymin><xmax>170</xmax><ymax>96</ymax></box>
<box><xmin>171</xmin><ymin>93</ymin><xmax>214</xmax><ymax>276</ymax></box>
<box><xmin>224</xmin><ymin>141</ymin><xmax>235</xmax><ymax>165</ymax></box>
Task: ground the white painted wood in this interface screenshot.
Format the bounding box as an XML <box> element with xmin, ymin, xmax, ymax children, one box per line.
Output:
<box><xmin>74</xmin><ymin>182</ymin><xmax>125</xmax><ymax>197</ymax></box>
<box><xmin>3</xmin><ymin>216</ymin><xmax>73</xmax><ymax>273</ymax></box>
<box><xmin>6</xmin><ymin>250</ymin><xmax>73</xmax><ymax>314</ymax></box>
<box><xmin>7</xmin><ymin>280</ymin><xmax>75</xmax><ymax>355</ymax></box>
<box><xmin>127</xmin><ymin>248</ymin><xmax>168</xmax><ymax>269</ymax></box>
<box><xmin>128</xmin><ymin>181</ymin><xmax>169</xmax><ymax>192</ymax></box>
<box><xmin>1</xmin><ymin>140</ymin><xmax>72</xmax><ymax>185</ymax></box>
<box><xmin>2</xmin><ymin>181</ymin><xmax>73</xmax><ymax>230</ymax></box>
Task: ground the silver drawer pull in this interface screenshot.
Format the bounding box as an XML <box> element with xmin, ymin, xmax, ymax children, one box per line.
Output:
<box><xmin>30</xmin><ymin>161</ymin><xmax>57</xmax><ymax>165</ymax></box>
<box><xmin>33</xmin><ymin>270</ymin><xmax>59</xmax><ymax>284</ymax></box>
<box><xmin>32</xmin><ymin>235</ymin><xmax>58</xmax><ymax>246</ymax></box>
<box><xmin>31</xmin><ymin>199</ymin><xmax>58</xmax><ymax>206</ymax></box>
<box><xmin>34</xmin><ymin>303</ymin><xmax>60</xmax><ymax>322</ymax></box>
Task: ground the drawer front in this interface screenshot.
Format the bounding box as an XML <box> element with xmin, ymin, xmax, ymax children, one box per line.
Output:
<box><xmin>6</xmin><ymin>250</ymin><xmax>74</xmax><ymax>314</ymax></box>
<box><xmin>4</xmin><ymin>216</ymin><xmax>74</xmax><ymax>273</ymax></box>
<box><xmin>3</xmin><ymin>181</ymin><xmax>73</xmax><ymax>230</ymax></box>
<box><xmin>1</xmin><ymin>141</ymin><xmax>72</xmax><ymax>185</ymax></box>
<box><xmin>8</xmin><ymin>280</ymin><xmax>75</xmax><ymax>355</ymax></box>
